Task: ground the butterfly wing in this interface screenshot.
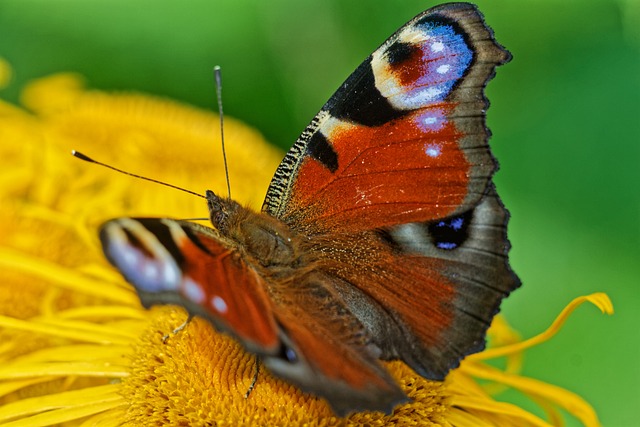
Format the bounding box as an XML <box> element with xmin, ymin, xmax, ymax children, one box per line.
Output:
<box><xmin>263</xmin><ymin>3</ymin><xmax>510</xmax><ymax>232</ymax></box>
<box><xmin>262</xmin><ymin>3</ymin><xmax>519</xmax><ymax>379</ymax></box>
<box><xmin>100</xmin><ymin>218</ymin><xmax>279</xmax><ymax>353</ymax></box>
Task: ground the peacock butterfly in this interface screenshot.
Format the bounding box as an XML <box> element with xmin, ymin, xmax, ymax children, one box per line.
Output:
<box><xmin>99</xmin><ymin>2</ymin><xmax>519</xmax><ymax>416</ymax></box>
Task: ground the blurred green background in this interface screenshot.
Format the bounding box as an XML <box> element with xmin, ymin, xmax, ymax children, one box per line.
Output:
<box><xmin>1</xmin><ymin>0</ymin><xmax>637</xmax><ymax>425</ymax></box>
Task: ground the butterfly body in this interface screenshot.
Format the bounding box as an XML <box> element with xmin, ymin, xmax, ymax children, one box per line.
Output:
<box><xmin>100</xmin><ymin>3</ymin><xmax>519</xmax><ymax>416</ymax></box>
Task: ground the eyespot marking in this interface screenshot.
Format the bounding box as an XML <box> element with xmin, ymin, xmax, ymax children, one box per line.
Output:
<box><xmin>101</xmin><ymin>219</ymin><xmax>181</xmax><ymax>293</ymax></box>
<box><xmin>428</xmin><ymin>211</ymin><xmax>473</xmax><ymax>251</ymax></box>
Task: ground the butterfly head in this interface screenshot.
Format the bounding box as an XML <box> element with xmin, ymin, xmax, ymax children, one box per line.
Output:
<box><xmin>206</xmin><ymin>189</ymin><xmax>240</xmax><ymax>233</ymax></box>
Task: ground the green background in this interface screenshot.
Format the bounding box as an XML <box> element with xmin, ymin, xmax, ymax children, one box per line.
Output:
<box><xmin>1</xmin><ymin>0</ymin><xmax>637</xmax><ymax>425</ymax></box>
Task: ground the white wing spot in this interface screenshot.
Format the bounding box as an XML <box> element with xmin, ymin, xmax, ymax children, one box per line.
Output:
<box><xmin>425</xmin><ymin>143</ymin><xmax>441</xmax><ymax>158</ymax></box>
<box><xmin>436</xmin><ymin>64</ymin><xmax>450</xmax><ymax>74</ymax></box>
<box><xmin>212</xmin><ymin>296</ymin><xmax>228</xmax><ymax>314</ymax></box>
<box><xmin>183</xmin><ymin>277</ymin><xmax>205</xmax><ymax>304</ymax></box>
<box><xmin>431</xmin><ymin>41</ymin><xmax>445</xmax><ymax>52</ymax></box>
<box><xmin>423</xmin><ymin>116</ymin><xmax>438</xmax><ymax>125</ymax></box>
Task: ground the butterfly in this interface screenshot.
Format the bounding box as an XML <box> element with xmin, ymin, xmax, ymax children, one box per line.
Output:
<box><xmin>99</xmin><ymin>2</ymin><xmax>519</xmax><ymax>416</ymax></box>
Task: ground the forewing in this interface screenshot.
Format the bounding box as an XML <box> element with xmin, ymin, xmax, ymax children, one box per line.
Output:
<box><xmin>263</xmin><ymin>3</ymin><xmax>511</xmax><ymax>233</ymax></box>
<box><xmin>100</xmin><ymin>218</ymin><xmax>279</xmax><ymax>353</ymax></box>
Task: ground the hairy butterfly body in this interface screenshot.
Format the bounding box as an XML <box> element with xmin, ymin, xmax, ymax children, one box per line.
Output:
<box><xmin>100</xmin><ymin>2</ymin><xmax>519</xmax><ymax>416</ymax></box>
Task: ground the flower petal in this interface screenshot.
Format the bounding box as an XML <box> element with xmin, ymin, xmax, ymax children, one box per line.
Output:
<box><xmin>463</xmin><ymin>363</ymin><xmax>599</xmax><ymax>427</ymax></box>
<box><xmin>0</xmin><ymin>391</ymin><xmax>124</xmax><ymax>427</ymax></box>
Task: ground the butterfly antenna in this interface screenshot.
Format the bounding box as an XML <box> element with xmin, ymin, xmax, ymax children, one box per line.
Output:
<box><xmin>214</xmin><ymin>65</ymin><xmax>231</xmax><ymax>199</ymax></box>
<box><xmin>71</xmin><ymin>150</ymin><xmax>205</xmax><ymax>199</ymax></box>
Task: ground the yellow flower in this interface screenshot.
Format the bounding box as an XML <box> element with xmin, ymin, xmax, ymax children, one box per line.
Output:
<box><xmin>0</xmin><ymin>71</ymin><xmax>613</xmax><ymax>426</ymax></box>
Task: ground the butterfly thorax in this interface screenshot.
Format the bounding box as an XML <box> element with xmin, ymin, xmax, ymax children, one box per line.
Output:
<box><xmin>206</xmin><ymin>190</ymin><xmax>305</xmax><ymax>270</ymax></box>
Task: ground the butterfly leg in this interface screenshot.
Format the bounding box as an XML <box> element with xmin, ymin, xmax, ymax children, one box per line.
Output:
<box><xmin>244</xmin><ymin>356</ymin><xmax>261</xmax><ymax>399</ymax></box>
<box><xmin>162</xmin><ymin>313</ymin><xmax>194</xmax><ymax>342</ymax></box>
